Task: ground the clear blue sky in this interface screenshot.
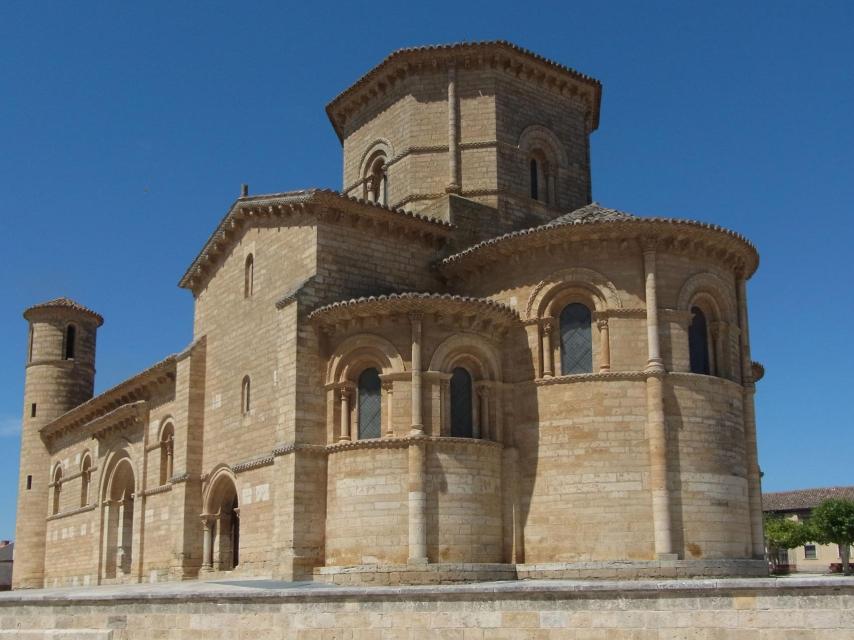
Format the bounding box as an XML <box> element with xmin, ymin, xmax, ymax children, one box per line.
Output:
<box><xmin>1</xmin><ymin>1</ymin><xmax>852</xmax><ymax>540</ymax></box>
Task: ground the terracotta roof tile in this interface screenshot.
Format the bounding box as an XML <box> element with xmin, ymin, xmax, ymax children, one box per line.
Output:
<box><xmin>763</xmin><ymin>486</ymin><xmax>854</xmax><ymax>512</ymax></box>
<box><xmin>23</xmin><ymin>297</ymin><xmax>104</xmax><ymax>326</ymax></box>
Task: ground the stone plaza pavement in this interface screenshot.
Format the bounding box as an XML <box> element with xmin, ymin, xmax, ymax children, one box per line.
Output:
<box><xmin>1</xmin><ymin>575</ymin><xmax>854</xmax><ymax>638</ymax></box>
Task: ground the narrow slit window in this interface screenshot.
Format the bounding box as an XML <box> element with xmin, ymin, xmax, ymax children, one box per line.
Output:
<box><xmin>241</xmin><ymin>376</ymin><xmax>251</xmax><ymax>415</ymax></box>
<box><xmin>64</xmin><ymin>325</ymin><xmax>76</xmax><ymax>360</ymax></box>
<box><xmin>530</xmin><ymin>159</ymin><xmax>539</xmax><ymax>200</ymax></box>
<box><xmin>244</xmin><ymin>254</ymin><xmax>254</xmax><ymax>298</ymax></box>
<box><xmin>689</xmin><ymin>306</ymin><xmax>711</xmax><ymax>375</ymax></box>
<box><xmin>30</xmin><ymin>403</ymin><xmax>37</xmax><ymax>418</ymax></box>
<box><xmin>26</xmin><ymin>475</ymin><xmax>32</xmax><ymax>490</ymax></box>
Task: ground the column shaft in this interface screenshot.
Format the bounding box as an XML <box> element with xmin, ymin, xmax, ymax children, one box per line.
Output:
<box><xmin>643</xmin><ymin>246</ymin><xmax>675</xmax><ymax>558</ymax></box>
<box><xmin>447</xmin><ymin>65</ymin><xmax>461</xmax><ymax>193</ymax></box>
<box><xmin>410</xmin><ymin>314</ymin><xmax>423</xmax><ymax>434</ymax></box>
<box><xmin>737</xmin><ymin>276</ymin><xmax>764</xmax><ymax>557</ymax></box>
<box><xmin>407</xmin><ymin>441</ymin><xmax>428</xmax><ymax>563</ymax></box>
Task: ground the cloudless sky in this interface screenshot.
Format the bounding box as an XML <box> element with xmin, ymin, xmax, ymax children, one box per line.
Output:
<box><xmin>1</xmin><ymin>1</ymin><xmax>852</xmax><ymax>540</ymax></box>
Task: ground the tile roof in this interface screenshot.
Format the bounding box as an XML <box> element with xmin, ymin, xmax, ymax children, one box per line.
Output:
<box><xmin>326</xmin><ymin>40</ymin><xmax>603</xmax><ymax>140</ymax></box>
<box><xmin>763</xmin><ymin>486</ymin><xmax>854</xmax><ymax>512</ymax></box>
<box><xmin>440</xmin><ymin>202</ymin><xmax>759</xmax><ymax>276</ymax></box>
<box><xmin>23</xmin><ymin>297</ymin><xmax>104</xmax><ymax>326</ymax></box>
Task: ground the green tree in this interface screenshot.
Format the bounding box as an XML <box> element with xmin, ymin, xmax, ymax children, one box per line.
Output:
<box><xmin>764</xmin><ymin>515</ymin><xmax>809</xmax><ymax>573</ymax></box>
<box><xmin>807</xmin><ymin>499</ymin><xmax>854</xmax><ymax>574</ymax></box>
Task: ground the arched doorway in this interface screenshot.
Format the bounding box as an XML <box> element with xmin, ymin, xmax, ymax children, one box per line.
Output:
<box><xmin>101</xmin><ymin>457</ymin><xmax>136</xmax><ymax>581</ymax></box>
<box><xmin>202</xmin><ymin>471</ymin><xmax>240</xmax><ymax>572</ymax></box>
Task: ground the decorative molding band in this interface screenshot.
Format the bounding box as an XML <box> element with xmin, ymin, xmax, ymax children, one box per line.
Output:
<box><xmin>272</xmin><ymin>443</ymin><xmax>326</xmax><ymax>457</ymax></box>
<box><xmin>142</xmin><ymin>484</ymin><xmax>173</xmax><ymax>497</ymax></box>
<box><xmin>325</xmin><ymin>434</ymin><xmax>502</xmax><ymax>455</ymax></box>
<box><xmin>232</xmin><ymin>454</ymin><xmax>275</xmax><ymax>474</ymax></box>
<box><xmin>46</xmin><ymin>503</ymin><xmax>97</xmax><ymax>522</ymax></box>
<box><xmin>169</xmin><ymin>472</ymin><xmax>195</xmax><ymax>485</ymax></box>
<box><xmin>533</xmin><ymin>371</ymin><xmax>648</xmax><ymax>386</ymax></box>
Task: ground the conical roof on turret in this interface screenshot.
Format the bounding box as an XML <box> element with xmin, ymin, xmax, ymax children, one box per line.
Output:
<box><xmin>23</xmin><ymin>297</ymin><xmax>104</xmax><ymax>326</ymax></box>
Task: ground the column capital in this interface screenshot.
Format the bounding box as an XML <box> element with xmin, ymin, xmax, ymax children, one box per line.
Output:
<box><xmin>596</xmin><ymin>318</ymin><xmax>609</xmax><ymax>331</ymax></box>
<box><xmin>640</xmin><ymin>236</ymin><xmax>660</xmax><ymax>254</ymax></box>
<box><xmin>541</xmin><ymin>318</ymin><xmax>555</xmax><ymax>334</ymax></box>
<box><xmin>408</xmin><ymin>311</ymin><xmax>424</xmax><ymax>324</ymax></box>
<box><xmin>381</xmin><ymin>380</ymin><xmax>394</xmax><ymax>393</ymax></box>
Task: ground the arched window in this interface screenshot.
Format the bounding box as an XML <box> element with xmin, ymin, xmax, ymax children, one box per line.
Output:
<box><xmin>450</xmin><ymin>367</ymin><xmax>474</xmax><ymax>438</ymax></box>
<box><xmin>244</xmin><ymin>254</ymin><xmax>254</xmax><ymax>298</ymax></box>
<box><xmin>560</xmin><ymin>303</ymin><xmax>593</xmax><ymax>375</ymax></box>
<box><xmin>530</xmin><ymin>159</ymin><xmax>539</xmax><ymax>200</ymax></box>
<box><xmin>357</xmin><ymin>368</ymin><xmax>381</xmax><ymax>439</ymax></box>
<box><xmin>366</xmin><ymin>156</ymin><xmax>387</xmax><ymax>205</ymax></box>
<box><xmin>52</xmin><ymin>467</ymin><xmax>62</xmax><ymax>515</ymax></box>
<box><xmin>241</xmin><ymin>376</ymin><xmax>251</xmax><ymax>415</ymax></box>
<box><xmin>64</xmin><ymin>324</ymin><xmax>76</xmax><ymax>360</ymax></box>
<box><xmin>689</xmin><ymin>306</ymin><xmax>711</xmax><ymax>375</ymax></box>
<box><xmin>80</xmin><ymin>456</ymin><xmax>91</xmax><ymax>507</ymax></box>
<box><xmin>159</xmin><ymin>423</ymin><xmax>174</xmax><ymax>485</ymax></box>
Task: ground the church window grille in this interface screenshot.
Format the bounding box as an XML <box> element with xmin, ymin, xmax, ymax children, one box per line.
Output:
<box><xmin>357</xmin><ymin>368</ymin><xmax>381</xmax><ymax>439</ymax></box>
<box><xmin>560</xmin><ymin>303</ymin><xmax>593</xmax><ymax>374</ymax></box>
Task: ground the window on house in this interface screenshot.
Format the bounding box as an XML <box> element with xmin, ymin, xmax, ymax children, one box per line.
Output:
<box><xmin>804</xmin><ymin>544</ymin><xmax>817</xmax><ymax>560</ymax></box>
<box><xmin>357</xmin><ymin>368</ymin><xmax>382</xmax><ymax>439</ymax></box>
<box><xmin>241</xmin><ymin>376</ymin><xmax>251</xmax><ymax>415</ymax></box>
<box><xmin>26</xmin><ymin>475</ymin><xmax>32</xmax><ymax>490</ymax></box>
<box><xmin>689</xmin><ymin>306</ymin><xmax>711</xmax><ymax>375</ymax></box>
<box><xmin>244</xmin><ymin>254</ymin><xmax>254</xmax><ymax>298</ymax></box>
<box><xmin>64</xmin><ymin>325</ymin><xmax>76</xmax><ymax>360</ymax></box>
<box><xmin>560</xmin><ymin>303</ymin><xmax>593</xmax><ymax>374</ymax></box>
<box><xmin>31</xmin><ymin>403</ymin><xmax>37</xmax><ymax>418</ymax></box>
<box><xmin>450</xmin><ymin>367</ymin><xmax>474</xmax><ymax>438</ymax></box>
<box><xmin>80</xmin><ymin>456</ymin><xmax>91</xmax><ymax>507</ymax></box>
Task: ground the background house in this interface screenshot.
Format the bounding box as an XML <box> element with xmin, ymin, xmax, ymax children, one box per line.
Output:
<box><xmin>764</xmin><ymin>486</ymin><xmax>854</xmax><ymax>572</ymax></box>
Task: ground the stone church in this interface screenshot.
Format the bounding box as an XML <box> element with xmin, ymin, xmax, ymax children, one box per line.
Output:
<box><xmin>13</xmin><ymin>41</ymin><xmax>766</xmax><ymax>589</ymax></box>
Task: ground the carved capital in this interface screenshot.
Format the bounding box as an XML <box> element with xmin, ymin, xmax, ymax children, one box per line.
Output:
<box><xmin>408</xmin><ymin>311</ymin><xmax>424</xmax><ymax>324</ymax></box>
<box><xmin>639</xmin><ymin>236</ymin><xmax>660</xmax><ymax>254</ymax></box>
<box><xmin>541</xmin><ymin>318</ymin><xmax>555</xmax><ymax>335</ymax></box>
<box><xmin>596</xmin><ymin>318</ymin><xmax>609</xmax><ymax>331</ymax></box>
<box><xmin>381</xmin><ymin>380</ymin><xmax>394</xmax><ymax>393</ymax></box>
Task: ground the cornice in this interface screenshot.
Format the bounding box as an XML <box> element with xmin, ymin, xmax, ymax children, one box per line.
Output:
<box><xmin>308</xmin><ymin>292</ymin><xmax>521</xmax><ymax>336</ymax></box>
<box><xmin>24</xmin><ymin>297</ymin><xmax>103</xmax><ymax>327</ymax></box>
<box><xmin>39</xmin><ymin>357</ymin><xmax>176</xmax><ymax>440</ymax></box>
<box><xmin>326</xmin><ymin>41</ymin><xmax>602</xmax><ymax>141</ymax></box>
<box><xmin>178</xmin><ymin>189</ymin><xmax>454</xmax><ymax>293</ymax></box>
<box><xmin>441</xmin><ymin>215</ymin><xmax>759</xmax><ymax>280</ymax></box>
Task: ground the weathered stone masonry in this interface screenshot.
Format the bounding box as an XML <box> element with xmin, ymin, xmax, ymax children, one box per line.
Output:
<box><xmin>13</xmin><ymin>40</ymin><xmax>766</xmax><ymax>589</ymax></box>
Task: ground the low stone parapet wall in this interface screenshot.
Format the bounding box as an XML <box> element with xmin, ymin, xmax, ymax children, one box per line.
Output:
<box><xmin>315</xmin><ymin>562</ymin><xmax>517</xmax><ymax>585</ymax></box>
<box><xmin>1</xmin><ymin>576</ymin><xmax>853</xmax><ymax>638</ymax></box>
<box><xmin>517</xmin><ymin>558</ymin><xmax>768</xmax><ymax>580</ymax></box>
